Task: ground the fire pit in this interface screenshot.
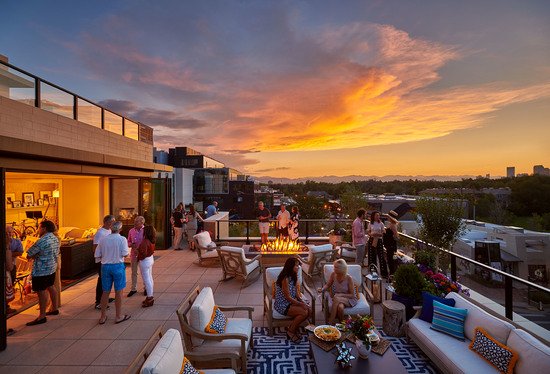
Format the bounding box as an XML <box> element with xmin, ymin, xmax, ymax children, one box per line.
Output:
<box><xmin>248</xmin><ymin>237</ymin><xmax>309</xmax><ymax>267</ymax></box>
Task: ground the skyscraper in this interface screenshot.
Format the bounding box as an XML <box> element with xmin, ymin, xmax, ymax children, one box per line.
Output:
<box><xmin>533</xmin><ymin>165</ymin><xmax>550</xmax><ymax>176</ymax></box>
<box><xmin>506</xmin><ymin>167</ymin><xmax>515</xmax><ymax>178</ymax></box>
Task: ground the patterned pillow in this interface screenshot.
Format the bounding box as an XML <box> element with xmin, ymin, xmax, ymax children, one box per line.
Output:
<box><xmin>179</xmin><ymin>357</ymin><xmax>204</xmax><ymax>374</ymax></box>
<box><xmin>469</xmin><ymin>327</ymin><xmax>519</xmax><ymax>374</ymax></box>
<box><xmin>430</xmin><ymin>300</ymin><xmax>468</xmax><ymax>340</ymax></box>
<box><xmin>204</xmin><ymin>306</ymin><xmax>227</xmax><ymax>334</ymax></box>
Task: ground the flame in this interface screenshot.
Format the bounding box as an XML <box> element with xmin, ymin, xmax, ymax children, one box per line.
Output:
<box><xmin>260</xmin><ymin>237</ymin><xmax>305</xmax><ymax>254</ymax></box>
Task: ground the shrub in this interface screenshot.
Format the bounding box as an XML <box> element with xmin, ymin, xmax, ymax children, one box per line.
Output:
<box><xmin>393</xmin><ymin>264</ymin><xmax>427</xmax><ymax>303</ymax></box>
<box><xmin>414</xmin><ymin>250</ymin><xmax>436</xmax><ymax>271</ymax></box>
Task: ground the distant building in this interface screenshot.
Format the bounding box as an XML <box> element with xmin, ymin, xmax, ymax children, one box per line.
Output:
<box><xmin>363</xmin><ymin>194</ymin><xmax>420</xmax><ymax>221</ymax></box>
<box><xmin>517</xmin><ymin>173</ymin><xmax>529</xmax><ymax>177</ymax></box>
<box><xmin>168</xmin><ymin>147</ymin><xmax>225</xmax><ymax>169</ymax></box>
<box><xmin>153</xmin><ymin>148</ymin><xmax>169</xmax><ymax>164</ymax></box>
<box><xmin>533</xmin><ymin>164</ymin><xmax>550</xmax><ymax>176</ymax></box>
<box><xmin>506</xmin><ymin>167</ymin><xmax>515</xmax><ymax>178</ymax></box>
<box><xmin>307</xmin><ymin>191</ymin><xmax>331</xmax><ymax>199</ymax></box>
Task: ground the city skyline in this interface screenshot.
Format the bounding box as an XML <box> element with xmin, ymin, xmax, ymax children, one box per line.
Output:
<box><xmin>1</xmin><ymin>0</ymin><xmax>549</xmax><ymax>178</ymax></box>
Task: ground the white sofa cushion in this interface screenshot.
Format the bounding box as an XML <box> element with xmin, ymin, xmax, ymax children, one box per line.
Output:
<box><xmin>194</xmin><ymin>231</ymin><xmax>215</xmax><ymax>248</ymax></box>
<box><xmin>190</xmin><ymin>287</ymin><xmax>216</xmax><ymax>346</ymax></box>
<box><xmin>140</xmin><ymin>328</ymin><xmax>184</xmax><ymax>374</ymax></box>
<box><xmin>199</xmin><ymin>318</ymin><xmax>253</xmax><ymax>352</ymax></box>
<box><xmin>408</xmin><ymin>318</ymin><xmax>498</xmax><ymax>373</ymax></box>
<box><xmin>308</xmin><ymin>243</ymin><xmax>334</xmax><ymax>263</ymax></box>
<box><xmin>445</xmin><ymin>292</ymin><xmax>514</xmax><ymax>345</ymax></box>
<box><xmin>245</xmin><ymin>259</ymin><xmax>259</xmax><ymax>275</ymax></box>
<box><xmin>507</xmin><ymin>328</ymin><xmax>550</xmax><ymax>374</ymax></box>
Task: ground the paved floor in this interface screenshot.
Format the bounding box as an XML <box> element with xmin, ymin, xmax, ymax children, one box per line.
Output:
<box><xmin>1</xmin><ymin>245</ymin><xmax>385</xmax><ymax>373</ymax></box>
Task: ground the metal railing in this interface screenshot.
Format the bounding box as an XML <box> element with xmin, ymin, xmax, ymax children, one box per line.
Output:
<box><xmin>0</xmin><ymin>59</ymin><xmax>153</xmax><ymax>144</ymax></box>
<box><xmin>214</xmin><ymin>218</ymin><xmax>550</xmax><ymax>327</ymax></box>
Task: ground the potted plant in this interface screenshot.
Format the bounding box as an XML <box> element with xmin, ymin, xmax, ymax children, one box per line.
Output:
<box><xmin>391</xmin><ymin>264</ymin><xmax>431</xmax><ymax>320</ymax></box>
<box><xmin>328</xmin><ymin>223</ymin><xmax>347</xmax><ymax>247</ymax></box>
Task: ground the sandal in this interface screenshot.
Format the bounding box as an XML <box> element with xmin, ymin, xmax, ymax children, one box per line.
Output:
<box><xmin>286</xmin><ymin>331</ymin><xmax>300</xmax><ymax>343</ymax></box>
<box><xmin>115</xmin><ymin>314</ymin><xmax>131</xmax><ymax>324</ymax></box>
<box><xmin>142</xmin><ymin>297</ymin><xmax>155</xmax><ymax>308</ymax></box>
<box><xmin>99</xmin><ymin>316</ymin><xmax>108</xmax><ymax>325</ymax></box>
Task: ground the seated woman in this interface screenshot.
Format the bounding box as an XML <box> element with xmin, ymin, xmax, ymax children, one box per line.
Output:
<box><xmin>318</xmin><ymin>259</ymin><xmax>357</xmax><ymax>325</ymax></box>
<box><xmin>274</xmin><ymin>257</ymin><xmax>311</xmax><ymax>343</ymax></box>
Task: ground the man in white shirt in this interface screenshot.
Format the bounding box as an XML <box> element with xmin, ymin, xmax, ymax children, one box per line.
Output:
<box><xmin>276</xmin><ymin>204</ymin><xmax>291</xmax><ymax>238</ymax></box>
<box><xmin>95</xmin><ymin>221</ymin><xmax>130</xmax><ymax>325</ymax></box>
<box><xmin>93</xmin><ymin>215</ymin><xmax>115</xmax><ymax>309</ymax></box>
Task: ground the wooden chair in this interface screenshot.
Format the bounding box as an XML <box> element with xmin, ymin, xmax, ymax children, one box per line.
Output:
<box><xmin>176</xmin><ymin>286</ymin><xmax>253</xmax><ymax>373</ymax></box>
<box><xmin>298</xmin><ymin>243</ymin><xmax>338</xmax><ymax>277</ymax></box>
<box><xmin>217</xmin><ymin>246</ymin><xmax>261</xmax><ymax>287</ymax></box>
<box><xmin>192</xmin><ymin>231</ymin><xmax>226</xmax><ymax>266</ymax></box>
<box><xmin>263</xmin><ymin>265</ymin><xmax>315</xmax><ymax>336</ymax></box>
<box><xmin>13</xmin><ymin>256</ymin><xmax>32</xmax><ymax>301</ymax></box>
<box><xmin>321</xmin><ymin>264</ymin><xmax>374</xmax><ymax>323</ymax></box>
<box><xmin>125</xmin><ymin>326</ymin><xmax>238</xmax><ymax>374</ymax></box>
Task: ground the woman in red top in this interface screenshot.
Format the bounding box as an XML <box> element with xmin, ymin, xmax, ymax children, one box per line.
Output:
<box><xmin>138</xmin><ymin>225</ymin><xmax>156</xmax><ymax>307</ymax></box>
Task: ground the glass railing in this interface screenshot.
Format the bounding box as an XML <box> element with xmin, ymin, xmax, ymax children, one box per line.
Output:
<box><xmin>0</xmin><ymin>59</ymin><xmax>153</xmax><ymax>144</ymax></box>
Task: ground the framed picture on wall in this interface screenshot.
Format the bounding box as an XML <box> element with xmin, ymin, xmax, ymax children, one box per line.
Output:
<box><xmin>49</xmin><ymin>197</ymin><xmax>56</xmax><ymax>205</ymax></box>
<box><xmin>37</xmin><ymin>198</ymin><xmax>44</xmax><ymax>206</ymax></box>
<box><xmin>5</xmin><ymin>193</ymin><xmax>15</xmax><ymax>207</ymax></box>
<box><xmin>12</xmin><ymin>200</ymin><xmax>22</xmax><ymax>208</ymax></box>
<box><xmin>39</xmin><ymin>191</ymin><xmax>52</xmax><ymax>201</ymax></box>
<box><xmin>22</xmin><ymin>192</ymin><xmax>35</xmax><ymax>206</ymax></box>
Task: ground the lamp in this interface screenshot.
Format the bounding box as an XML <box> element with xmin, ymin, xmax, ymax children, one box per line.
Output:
<box><xmin>52</xmin><ymin>189</ymin><xmax>60</xmax><ymax>226</ymax></box>
<box><xmin>366</xmin><ymin>264</ymin><xmax>383</xmax><ymax>303</ymax></box>
<box><xmin>52</xmin><ymin>190</ymin><xmax>60</xmax><ymax>198</ymax></box>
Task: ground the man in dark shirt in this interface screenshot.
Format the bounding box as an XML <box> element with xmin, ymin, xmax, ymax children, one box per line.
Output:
<box><xmin>256</xmin><ymin>201</ymin><xmax>271</xmax><ymax>245</ymax></box>
<box><xmin>172</xmin><ymin>204</ymin><xmax>185</xmax><ymax>250</ymax></box>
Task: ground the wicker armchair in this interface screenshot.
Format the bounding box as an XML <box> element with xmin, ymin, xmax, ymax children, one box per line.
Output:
<box><xmin>176</xmin><ymin>286</ymin><xmax>253</xmax><ymax>373</ymax></box>
<box><xmin>217</xmin><ymin>246</ymin><xmax>261</xmax><ymax>287</ymax></box>
<box><xmin>321</xmin><ymin>264</ymin><xmax>374</xmax><ymax>323</ymax></box>
<box><xmin>263</xmin><ymin>265</ymin><xmax>315</xmax><ymax>336</ymax></box>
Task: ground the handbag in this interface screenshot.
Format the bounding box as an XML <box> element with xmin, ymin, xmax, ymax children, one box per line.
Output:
<box><xmin>6</xmin><ymin>271</ymin><xmax>15</xmax><ymax>303</ymax></box>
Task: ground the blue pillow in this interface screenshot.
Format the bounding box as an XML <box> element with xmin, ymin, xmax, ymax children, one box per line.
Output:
<box><xmin>430</xmin><ymin>300</ymin><xmax>468</xmax><ymax>341</ymax></box>
<box><xmin>419</xmin><ymin>292</ymin><xmax>456</xmax><ymax>323</ymax></box>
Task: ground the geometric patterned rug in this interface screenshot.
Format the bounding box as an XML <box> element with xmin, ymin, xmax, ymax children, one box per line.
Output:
<box><xmin>248</xmin><ymin>327</ymin><xmax>436</xmax><ymax>374</ymax></box>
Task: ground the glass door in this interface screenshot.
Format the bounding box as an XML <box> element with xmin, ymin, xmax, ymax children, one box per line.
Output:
<box><xmin>141</xmin><ymin>178</ymin><xmax>171</xmax><ymax>249</ymax></box>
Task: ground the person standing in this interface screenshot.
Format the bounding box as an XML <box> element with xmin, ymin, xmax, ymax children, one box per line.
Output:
<box><xmin>288</xmin><ymin>206</ymin><xmax>300</xmax><ymax>240</ymax></box>
<box><xmin>384</xmin><ymin>210</ymin><xmax>400</xmax><ymax>275</ymax></box>
<box><xmin>127</xmin><ymin>216</ymin><xmax>145</xmax><ymax>297</ymax></box>
<box><xmin>352</xmin><ymin>209</ymin><xmax>367</xmax><ymax>266</ymax></box>
<box><xmin>367</xmin><ymin>211</ymin><xmax>388</xmax><ymax>278</ymax></box>
<box><xmin>205</xmin><ymin>201</ymin><xmax>218</xmax><ymax>218</ymax></box>
<box><xmin>95</xmin><ymin>221</ymin><xmax>130</xmax><ymax>325</ymax></box>
<box><xmin>185</xmin><ymin>205</ymin><xmax>204</xmax><ymax>251</ymax></box>
<box><xmin>6</xmin><ymin>225</ymin><xmax>23</xmax><ymax>313</ymax></box>
<box><xmin>93</xmin><ymin>215</ymin><xmax>116</xmax><ymax>309</ymax></box>
<box><xmin>138</xmin><ymin>225</ymin><xmax>156</xmax><ymax>307</ymax></box>
<box><xmin>25</xmin><ymin>220</ymin><xmax>60</xmax><ymax>326</ymax></box>
<box><xmin>172</xmin><ymin>204</ymin><xmax>185</xmax><ymax>250</ymax></box>
<box><xmin>256</xmin><ymin>201</ymin><xmax>271</xmax><ymax>245</ymax></box>
<box><xmin>276</xmin><ymin>204</ymin><xmax>291</xmax><ymax>238</ymax></box>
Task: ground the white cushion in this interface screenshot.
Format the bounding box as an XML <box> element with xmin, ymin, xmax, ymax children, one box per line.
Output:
<box><xmin>265</xmin><ymin>266</ymin><xmax>303</xmax><ymax>297</ymax></box>
<box><xmin>199</xmin><ymin>318</ymin><xmax>252</xmax><ymax>352</ymax></box>
<box><xmin>311</xmin><ymin>244</ymin><xmax>333</xmax><ymax>254</ymax></box>
<box><xmin>323</xmin><ymin>264</ymin><xmax>362</xmax><ymax>286</ymax></box>
<box><xmin>326</xmin><ymin>293</ymin><xmax>370</xmax><ymax>316</ymax></box>
<box><xmin>140</xmin><ymin>328</ymin><xmax>184</xmax><ymax>374</ymax></box>
<box><xmin>190</xmin><ymin>287</ymin><xmax>216</xmax><ymax>346</ymax></box>
<box><xmin>272</xmin><ymin>308</ymin><xmax>293</xmax><ymax>320</ymax></box>
<box><xmin>408</xmin><ymin>318</ymin><xmax>498</xmax><ymax>373</ymax></box>
<box><xmin>507</xmin><ymin>328</ymin><xmax>550</xmax><ymax>374</ymax></box>
<box><xmin>245</xmin><ymin>259</ymin><xmax>259</xmax><ymax>275</ymax></box>
<box><xmin>206</xmin><ymin>242</ymin><xmax>217</xmax><ymax>249</ymax></box>
<box><xmin>201</xmin><ymin>249</ymin><xmax>218</xmax><ymax>258</ymax></box>
<box><xmin>339</xmin><ymin>247</ymin><xmax>356</xmax><ymax>260</ymax></box>
<box><xmin>194</xmin><ymin>231</ymin><xmax>214</xmax><ymax>248</ymax></box>
<box><xmin>445</xmin><ymin>292</ymin><xmax>514</xmax><ymax>344</ymax></box>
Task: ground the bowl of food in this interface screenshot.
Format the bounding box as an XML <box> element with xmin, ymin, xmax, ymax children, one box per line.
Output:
<box><xmin>314</xmin><ymin>325</ymin><xmax>341</xmax><ymax>342</ymax></box>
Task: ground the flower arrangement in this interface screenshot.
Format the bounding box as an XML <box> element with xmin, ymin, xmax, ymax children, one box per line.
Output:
<box><xmin>418</xmin><ymin>265</ymin><xmax>470</xmax><ymax>297</ymax></box>
<box><xmin>341</xmin><ymin>314</ymin><xmax>375</xmax><ymax>343</ymax></box>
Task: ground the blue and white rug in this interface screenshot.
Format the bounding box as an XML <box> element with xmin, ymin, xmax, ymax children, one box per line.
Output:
<box><xmin>247</xmin><ymin>327</ymin><xmax>436</xmax><ymax>374</ymax></box>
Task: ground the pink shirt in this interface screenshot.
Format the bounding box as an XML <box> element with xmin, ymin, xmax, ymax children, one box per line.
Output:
<box><xmin>352</xmin><ymin>218</ymin><xmax>366</xmax><ymax>246</ymax></box>
<box><xmin>127</xmin><ymin>226</ymin><xmax>144</xmax><ymax>260</ymax></box>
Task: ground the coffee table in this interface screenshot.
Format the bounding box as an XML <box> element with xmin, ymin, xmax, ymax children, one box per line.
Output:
<box><xmin>309</xmin><ymin>335</ymin><xmax>406</xmax><ymax>374</ymax></box>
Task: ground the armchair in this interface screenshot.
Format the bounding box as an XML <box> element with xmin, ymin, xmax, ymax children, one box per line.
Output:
<box><xmin>263</xmin><ymin>265</ymin><xmax>315</xmax><ymax>336</ymax></box>
<box><xmin>321</xmin><ymin>264</ymin><xmax>374</xmax><ymax>323</ymax></box>
<box><xmin>336</xmin><ymin>242</ymin><xmax>357</xmax><ymax>263</ymax></box>
<box><xmin>298</xmin><ymin>243</ymin><xmax>338</xmax><ymax>277</ymax></box>
<box><xmin>217</xmin><ymin>246</ymin><xmax>261</xmax><ymax>287</ymax></box>
<box><xmin>126</xmin><ymin>326</ymin><xmax>238</xmax><ymax>374</ymax></box>
<box><xmin>176</xmin><ymin>286</ymin><xmax>253</xmax><ymax>373</ymax></box>
<box><xmin>193</xmin><ymin>231</ymin><xmax>224</xmax><ymax>266</ymax></box>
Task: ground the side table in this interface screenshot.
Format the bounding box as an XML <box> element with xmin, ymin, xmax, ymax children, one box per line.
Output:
<box><xmin>382</xmin><ymin>300</ymin><xmax>406</xmax><ymax>337</ymax></box>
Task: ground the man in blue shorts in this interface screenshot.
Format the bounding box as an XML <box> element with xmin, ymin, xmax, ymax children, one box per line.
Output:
<box><xmin>95</xmin><ymin>221</ymin><xmax>131</xmax><ymax>325</ymax></box>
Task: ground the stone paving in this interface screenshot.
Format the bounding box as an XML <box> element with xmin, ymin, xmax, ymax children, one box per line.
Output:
<box><xmin>0</xmin><ymin>245</ymin><xmax>384</xmax><ymax>373</ymax></box>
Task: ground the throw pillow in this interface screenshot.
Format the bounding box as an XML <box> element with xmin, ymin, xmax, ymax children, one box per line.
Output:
<box><xmin>430</xmin><ymin>300</ymin><xmax>468</xmax><ymax>340</ymax></box>
<box><xmin>419</xmin><ymin>291</ymin><xmax>456</xmax><ymax>323</ymax></box>
<box><xmin>180</xmin><ymin>357</ymin><xmax>204</xmax><ymax>374</ymax></box>
<box><xmin>204</xmin><ymin>306</ymin><xmax>227</xmax><ymax>334</ymax></box>
<box><xmin>469</xmin><ymin>327</ymin><xmax>518</xmax><ymax>374</ymax></box>
<box><xmin>193</xmin><ymin>231</ymin><xmax>212</xmax><ymax>248</ymax></box>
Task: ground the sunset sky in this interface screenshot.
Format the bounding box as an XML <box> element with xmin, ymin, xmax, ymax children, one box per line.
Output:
<box><xmin>1</xmin><ymin>1</ymin><xmax>549</xmax><ymax>179</ymax></box>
